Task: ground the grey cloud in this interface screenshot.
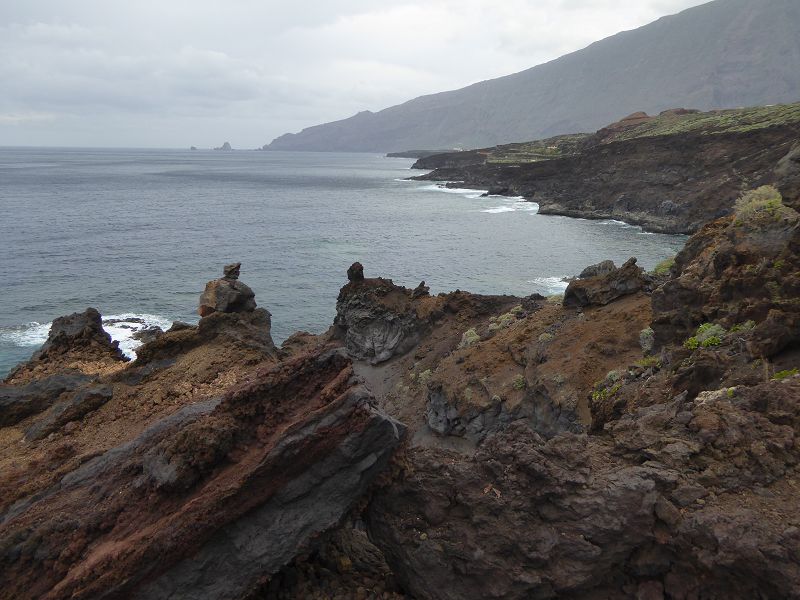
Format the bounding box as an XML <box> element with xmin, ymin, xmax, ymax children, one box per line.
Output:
<box><xmin>0</xmin><ymin>0</ymin><xmax>711</xmax><ymax>147</ymax></box>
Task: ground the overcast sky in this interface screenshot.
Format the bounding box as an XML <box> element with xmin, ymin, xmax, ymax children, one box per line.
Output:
<box><xmin>0</xmin><ymin>0</ymin><xmax>709</xmax><ymax>148</ymax></box>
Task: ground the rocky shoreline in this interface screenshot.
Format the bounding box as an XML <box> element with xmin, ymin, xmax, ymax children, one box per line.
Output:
<box><xmin>410</xmin><ymin>108</ymin><xmax>800</xmax><ymax>234</ymax></box>
<box><xmin>1</xmin><ymin>142</ymin><xmax>800</xmax><ymax>598</ymax></box>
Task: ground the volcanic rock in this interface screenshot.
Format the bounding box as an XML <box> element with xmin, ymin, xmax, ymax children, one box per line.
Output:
<box><xmin>0</xmin><ymin>348</ymin><xmax>404</xmax><ymax>599</ymax></box>
<box><xmin>411</xmin><ymin>281</ymin><xmax>430</xmax><ymax>299</ymax></box>
<box><xmin>4</xmin><ymin>308</ymin><xmax>126</xmax><ymax>386</ymax></box>
<box><xmin>334</xmin><ymin>267</ymin><xmax>433</xmax><ymax>365</ymax></box>
<box><xmin>578</xmin><ymin>259</ymin><xmax>617</xmax><ymax>279</ymax></box>
<box><xmin>347</xmin><ymin>261</ymin><xmax>365</xmax><ymax>283</ymax></box>
<box><xmin>775</xmin><ymin>144</ymin><xmax>800</xmax><ymax>208</ymax></box>
<box><xmin>0</xmin><ymin>373</ymin><xmax>92</xmax><ymax>427</ymax></box>
<box><xmin>369</xmin><ymin>377</ymin><xmax>800</xmax><ymax>600</ymax></box>
<box><xmin>564</xmin><ymin>257</ymin><xmax>647</xmax><ymax>307</ymax></box>
<box><xmin>651</xmin><ymin>200</ymin><xmax>800</xmax><ymax>352</ymax></box>
<box><xmin>198</xmin><ymin>263</ymin><xmax>258</xmax><ymax>317</ymax></box>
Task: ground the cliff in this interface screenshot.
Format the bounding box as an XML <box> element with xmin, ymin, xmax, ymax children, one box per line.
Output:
<box><xmin>413</xmin><ymin>103</ymin><xmax>800</xmax><ymax>233</ymax></box>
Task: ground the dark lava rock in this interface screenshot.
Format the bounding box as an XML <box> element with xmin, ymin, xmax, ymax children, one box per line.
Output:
<box><xmin>775</xmin><ymin>144</ymin><xmax>800</xmax><ymax>209</ymax></box>
<box><xmin>24</xmin><ymin>384</ymin><xmax>114</xmax><ymax>441</ymax></box>
<box><xmin>132</xmin><ymin>326</ymin><xmax>164</xmax><ymax>345</ymax></box>
<box><xmin>223</xmin><ymin>262</ymin><xmax>242</xmax><ymax>280</ymax></box>
<box><xmin>35</xmin><ymin>308</ymin><xmax>124</xmax><ymax>363</ymax></box>
<box><xmin>347</xmin><ymin>262</ymin><xmax>365</xmax><ymax>283</ymax></box>
<box><xmin>0</xmin><ymin>348</ymin><xmax>405</xmax><ymax>599</ymax></box>
<box><xmin>578</xmin><ymin>259</ymin><xmax>617</xmax><ymax>279</ymax></box>
<box><xmin>198</xmin><ymin>263</ymin><xmax>257</xmax><ymax>317</ymax></box>
<box><xmin>369</xmin><ymin>378</ymin><xmax>800</xmax><ymax>600</ymax></box>
<box><xmin>564</xmin><ymin>257</ymin><xmax>647</xmax><ymax>308</ymax></box>
<box><xmin>335</xmin><ymin>268</ymin><xmax>429</xmax><ymax>365</ymax></box>
<box><xmin>411</xmin><ymin>281</ymin><xmax>430</xmax><ymax>299</ymax></box>
<box><xmin>0</xmin><ymin>373</ymin><xmax>92</xmax><ymax>427</ymax></box>
<box><xmin>651</xmin><ymin>205</ymin><xmax>800</xmax><ymax>353</ymax></box>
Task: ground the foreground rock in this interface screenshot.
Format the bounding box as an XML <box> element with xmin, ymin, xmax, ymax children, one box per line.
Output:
<box><xmin>370</xmin><ymin>376</ymin><xmax>800</xmax><ymax>600</ymax></box>
<box><xmin>0</xmin><ymin>346</ymin><xmax>403</xmax><ymax>599</ymax></box>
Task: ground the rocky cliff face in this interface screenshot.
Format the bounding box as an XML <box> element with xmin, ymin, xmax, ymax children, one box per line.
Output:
<box><xmin>414</xmin><ymin>124</ymin><xmax>800</xmax><ymax>234</ymax></box>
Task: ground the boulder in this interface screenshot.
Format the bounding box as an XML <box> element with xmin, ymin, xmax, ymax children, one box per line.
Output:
<box><xmin>578</xmin><ymin>259</ymin><xmax>617</xmax><ymax>279</ymax></box>
<box><xmin>564</xmin><ymin>257</ymin><xmax>647</xmax><ymax>307</ymax></box>
<box><xmin>198</xmin><ymin>263</ymin><xmax>257</xmax><ymax>317</ymax></box>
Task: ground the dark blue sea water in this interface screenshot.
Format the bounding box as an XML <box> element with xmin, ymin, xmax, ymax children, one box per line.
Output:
<box><xmin>0</xmin><ymin>147</ymin><xmax>686</xmax><ymax>377</ymax></box>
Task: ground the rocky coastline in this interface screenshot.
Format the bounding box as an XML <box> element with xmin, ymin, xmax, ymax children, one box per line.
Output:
<box><xmin>411</xmin><ymin>106</ymin><xmax>800</xmax><ymax>234</ymax></box>
<box><xmin>1</xmin><ymin>141</ymin><xmax>800</xmax><ymax>599</ymax></box>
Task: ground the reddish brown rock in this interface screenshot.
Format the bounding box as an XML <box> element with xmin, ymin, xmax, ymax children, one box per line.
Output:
<box><xmin>0</xmin><ymin>348</ymin><xmax>404</xmax><ymax>600</ymax></box>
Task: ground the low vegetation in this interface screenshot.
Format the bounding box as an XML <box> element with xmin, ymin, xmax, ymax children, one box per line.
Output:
<box><xmin>734</xmin><ymin>186</ymin><xmax>798</xmax><ymax>227</ymax></box>
<box><xmin>684</xmin><ymin>323</ymin><xmax>727</xmax><ymax>349</ymax></box>
<box><xmin>459</xmin><ymin>328</ymin><xmax>481</xmax><ymax>349</ymax></box>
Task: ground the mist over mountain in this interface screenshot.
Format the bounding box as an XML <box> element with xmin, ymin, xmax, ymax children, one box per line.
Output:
<box><xmin>266</xmin><ymin>0</ymin><xmax>800</xmax><ymax>152</ymax></box>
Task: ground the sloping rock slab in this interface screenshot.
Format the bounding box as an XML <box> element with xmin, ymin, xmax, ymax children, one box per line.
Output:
<box><xmin>564</xmin><ymin>257</ymin><xmax>647</xmax><ymax>308</ymax></box>
<box><xmin>0</xmin><ymin>348</ymin><xmax>404</xmax><ymax>600</ymax></box>
<box><xmin>0</xmin><ymin>373</ymin><xmax>92</xmax><ymax>427</ymax></box>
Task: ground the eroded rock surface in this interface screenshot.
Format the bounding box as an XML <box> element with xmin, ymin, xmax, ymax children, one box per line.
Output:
<box><xmin>198</xmin><ymin>262</ymin><xmax>258</xmax><ymax>317</ymax></box>
<box><xmin>0</xmin><ymin>348</ymin><xmax>404</xmax><ymax>600</ymax></box>
<box><xmin>564</xmin><ymin>257</ymin><xmax>648</xmax><ymax>308</ymax></box>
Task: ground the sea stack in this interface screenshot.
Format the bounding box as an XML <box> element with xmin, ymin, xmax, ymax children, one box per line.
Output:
<box><xmin>198</xmin><ymin>262</ymin><xmax>257</xmax><ymax>317</ymax></box>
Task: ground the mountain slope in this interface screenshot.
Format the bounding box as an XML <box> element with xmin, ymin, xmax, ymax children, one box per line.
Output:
<box><xmin>266</xmin><ymin>0</ymin><xmax>800</xmax><ymax>152</ymax></box>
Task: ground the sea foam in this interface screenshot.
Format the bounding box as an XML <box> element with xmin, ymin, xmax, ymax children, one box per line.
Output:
<box><xmin>0</xmin><ymin>313</ymin><xmax>177</xmax><ymax>360</ymax></box>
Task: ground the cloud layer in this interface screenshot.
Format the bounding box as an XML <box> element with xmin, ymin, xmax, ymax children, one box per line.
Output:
<box><xmin>0</xmin><ymin>0</ymin><xmax>708</xmax><ymax>147</ymax></box>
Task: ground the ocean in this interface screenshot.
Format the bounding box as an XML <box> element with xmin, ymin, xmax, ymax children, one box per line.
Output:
<box><xmin>0</xmin><ymin>147</ymin><xmax>686</xmax><ymax>377</ymax></box>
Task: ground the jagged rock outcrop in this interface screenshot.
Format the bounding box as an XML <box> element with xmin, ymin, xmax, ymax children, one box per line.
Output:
<box><xmin>334</xmin><ymin>264</ymin><xmax>433</xmax><ymax>365</ymax></box>
<box><xmin>0</xmin><ymin>348</ymin><xmax>404</xmax><ymax>600</ymax></box>
<box><xmin>198</xmin><ymin>262</ymin><xmax>258</xmax><ymax>317</ymax></box>
<box><xmin>4</xmin><ymin>308</ymin><xmax>126</xmax><ymax>386</ymax></box>
<box><xmin>578</xmin><ymin>259</ymin><xmax>616</xmax><ymax>279</ymax></box>
<box><xmin>369</xmin><ymin>377</ymin><xmax>800</xmax><ymax>600</ymax></box>
<box><xmin>564</xmin><ymin>257</ymin><xmax>648</xmax><ymax>308</ymax></box>
<box><xmin>651</xmin><ymin>189</ymin><xmax>800</xmax><ymax>352</ymax></box>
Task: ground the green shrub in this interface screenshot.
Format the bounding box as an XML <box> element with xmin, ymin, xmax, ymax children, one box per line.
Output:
<box><xmin>459</xmin><ymin>328</ymin><xmax>480</xmax><ymax>349</ymax></box>
<box><xmin>684</xmin><ymin>323</ymin><xmax>727</xmax><ymax>350</ymax></box>
<box><xmin>773</xmin><ymin>368</ymin><xmax>799</xmax><ymax>381</ymax></box>
<box><xmin>546</xmin><ymin>294</ymin><xmax>564</xmax><ymax>304</ymax></box>
<box><xmin>510</xmin><ymin>305</ymin><xmax>524</xmax><ymax>316</ymax></box>
<box><xmin>512</xmin><ymin>375</ymin><xmax>527</xmax><ymax>390</ymax></box>
<box><xmin>538</xmin><ymin>332</ymin><xmax>554</xmax><ymax>343</ymax></box>
<box><xmin>733</xmin><ymin>186</ymin><xmax>798</xmax><ymax>226</ymax></box>
<box><xmin>701</xmin><ymin>336</ymin><xmax>722</xmax><ymax>348</ymax></box>
<box><xmin>730</xmin><ymin>320</ymin><xmax>756</xmax><ymax>333</ymax></box>
<box><xmin>652</xmin><ymin>257</ymin><xmax>675</xmax><ymax>276</ymax></box>
<box><xmin>635</xmin><ymin>356</ymin><xmax>661</xmax><ymax>369</ymax></box>
<box><xmin>489</xmin><ymin>312</ymin><xmax>517</xmax><ymax>332</ymax></box>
